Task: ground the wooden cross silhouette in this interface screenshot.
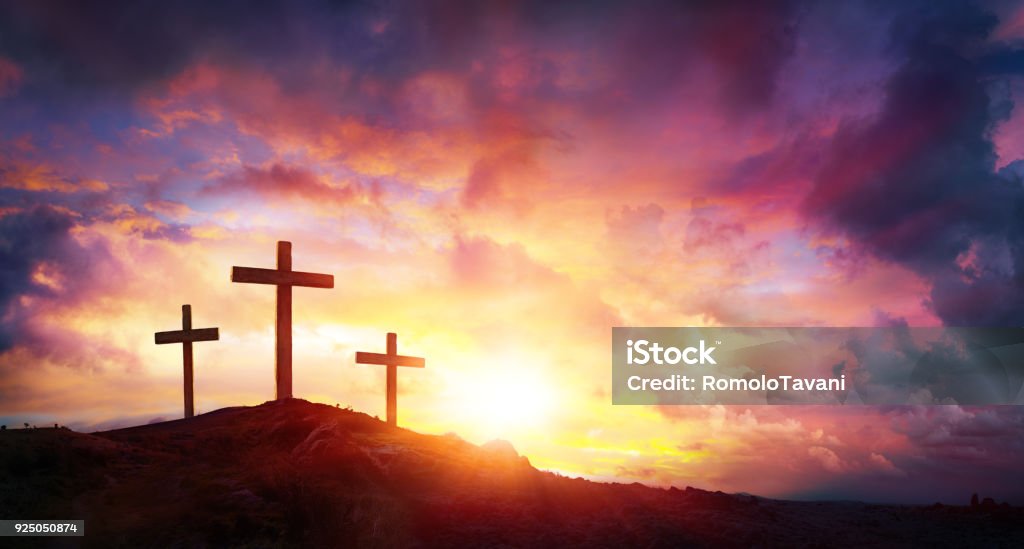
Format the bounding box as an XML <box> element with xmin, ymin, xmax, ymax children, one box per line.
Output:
<box><xmin>154</xmin><ymin>304</ymin><xmax>219</xmax><ymax>418</ymax></box>
<box><xmin>356</xmin><ymin>332</ymin><xmax>425</xmax><ymax>426</ymax></box>
<box><xmin>231</xmin><ymin>241</ymin><xmax>334</xmax><ymax>400</ymax></box>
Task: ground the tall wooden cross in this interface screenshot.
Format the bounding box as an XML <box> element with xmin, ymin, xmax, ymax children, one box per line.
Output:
<box><xmin>154</xmin><ymin>304</ymin><xmax>219</xmax><ymax>418</ymax></box>
<box><xmin>231</xmin><ymin>241</ymin><xmax>334</xmax><ymax>400</ymax></box>
<box><xmin>356</xmin><ymin>332</ymin><xmax>425</xmax><ymax>426</ymax></box>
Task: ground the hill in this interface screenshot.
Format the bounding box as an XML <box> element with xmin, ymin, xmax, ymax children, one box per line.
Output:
<box><xmin>1</xmin><ymin>399</ymin><xmax>1022</xmax><ymax>548</ymax></box>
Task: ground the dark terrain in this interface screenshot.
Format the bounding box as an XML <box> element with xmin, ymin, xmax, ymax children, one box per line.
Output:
<box><xmin>1</xmin><ymin>399</ymin><xmax>1021</xmax><ymax>548</ymax></box>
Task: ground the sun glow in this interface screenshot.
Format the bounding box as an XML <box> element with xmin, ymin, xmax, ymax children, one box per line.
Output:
<box><xmin>445</xmin><ymin>361</ymin><xmax>557</xmax><ymax>439</ymax></box>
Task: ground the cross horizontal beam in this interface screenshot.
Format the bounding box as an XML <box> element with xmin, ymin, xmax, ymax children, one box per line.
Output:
<box><xmin>355</xmin><ymin>351</ymin><xmax>425</xmax><ymax>368</ymax></box>
<box><xmin>231</xmin><ymin>266</ymin><xmax>334</xmax><ymax>288</ymax></box>
<box><xmin>155</xmin><ymin>327</ymin><xmax>220</xmax><ymax>344</ymax></box>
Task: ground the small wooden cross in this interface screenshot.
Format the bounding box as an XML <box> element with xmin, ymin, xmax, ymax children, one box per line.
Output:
<box><xmin>155</xmin><ymin>304</ymin><xmax>219</xmax><ymax>418</ymax></box>
<box><xmin>356</xmin><ymin>332</ymin><xmax>425</xmax><ymax>427</ymax></box>
<box><xmin>231</xmin><ymin>241</ymin><xmax>334</xmax><ymax>400</ymax></box>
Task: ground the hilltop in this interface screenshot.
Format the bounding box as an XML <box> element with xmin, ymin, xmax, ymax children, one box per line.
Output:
<box><xmin>2</xmin><ymin>399</ymin><xmax>1021</xmax><ymax>548</ymax></box>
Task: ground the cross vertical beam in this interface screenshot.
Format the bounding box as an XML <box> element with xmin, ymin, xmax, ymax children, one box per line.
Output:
<box><xmin>386</xmin><ymin>332</ymin><xmax>397</xmax><ymax>426</ymax></box>
<box><xmin>155</xmin><ymin>304</ymin><xmax>219</xmax><ymax>418</ymax></box>
<box><xmin>276</xmin><ymin>241</ymin><xmax>292</xmax><ymax>400</ymax></box>
<box><xmin>182</xmin><ymin>305</ymin><xmax>193</xmax><ymax>418</ymax></box>
<box><xmin>355</xmin><ymin>332</ymin><xmax>425</xmax><ymax>427</ymax></box>
<box><xmin>231</xmin><ymin>241</ymin><xmax>334</xmax><ymax>400</ymax></box>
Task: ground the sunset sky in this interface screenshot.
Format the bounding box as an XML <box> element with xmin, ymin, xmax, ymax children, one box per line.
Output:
<box><xmin>2</xmin><ymin>0</ymin><xmax>1024</xmax><ymax>504</ymax></box>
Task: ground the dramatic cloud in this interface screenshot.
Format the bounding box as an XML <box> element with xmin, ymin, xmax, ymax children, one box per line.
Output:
<box><xmin>804</xmin><ymin>0</ymin><xmax>1024</xmax><ymax>325</ymax></box>
<box><xmin>0</xmin><ymin>206</ymin><xmax>90</xmax><ymax>350</ymax></box>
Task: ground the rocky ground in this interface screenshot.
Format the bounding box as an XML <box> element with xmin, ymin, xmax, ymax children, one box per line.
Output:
<box><xmin>1</xmin><ymin>399</ymin><xmax>1021</xmax><ymax>548</ymax></box>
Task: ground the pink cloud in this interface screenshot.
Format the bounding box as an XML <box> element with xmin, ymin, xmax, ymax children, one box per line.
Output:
<box><xmin>203</xmin><ymin>163</ymin><xmax>364</xmax><ymax>209</ymax></box>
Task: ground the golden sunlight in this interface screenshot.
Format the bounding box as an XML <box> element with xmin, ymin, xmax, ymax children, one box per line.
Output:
<box><xmin>445</xmin><ymin>359</ymin><xmax>557</xmax><ymax>439</ymax></box>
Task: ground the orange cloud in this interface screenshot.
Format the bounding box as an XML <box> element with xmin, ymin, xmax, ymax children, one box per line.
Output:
<box><xmin>0</xmin><ymin>160</ymin><xmax>109</xmax><ymax>193</ymax></box>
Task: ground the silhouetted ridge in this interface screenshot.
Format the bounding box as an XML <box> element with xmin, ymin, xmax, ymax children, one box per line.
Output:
<box><xmin>2</xmin><ymin>399</ymin><xmax>1022</xmax><ymax>548</ymax></box>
